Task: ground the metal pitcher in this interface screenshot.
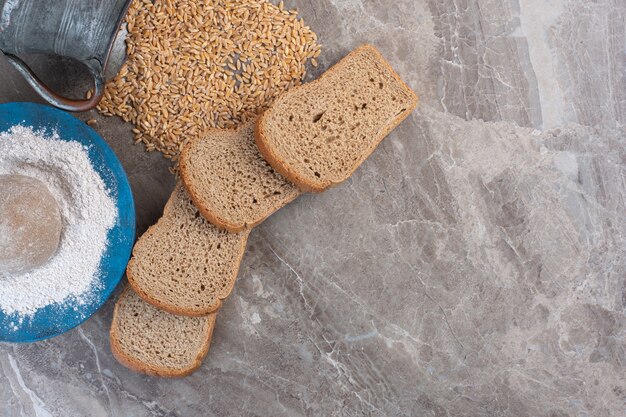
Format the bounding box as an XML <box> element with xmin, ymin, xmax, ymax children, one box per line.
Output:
<box><xmin>0</xmin><ymin>0</ymin><xmax>132</xmax><ymax>111</ymax></box>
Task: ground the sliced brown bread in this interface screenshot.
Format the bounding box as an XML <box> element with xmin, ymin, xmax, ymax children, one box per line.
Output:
<box><xmin>256</xmin><ymin>44</ymin><xmax>418</xmax><ymax>192</ymax></box>
<box><xmin>110</xmin><ymin>288</ymin><xmax>216</xmax><ymax>377</ymax></box>
<box><xmin>126</xmin><ymin>183</ymin><xmax>250</xmax><ymax>316</ymax></box>
<box><xmin>179</xmin><ymin>119</ymin><xmax>301</xmax><ymax>233</ymax></box>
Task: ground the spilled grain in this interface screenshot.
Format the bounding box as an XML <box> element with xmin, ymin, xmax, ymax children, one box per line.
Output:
<box><xmin>97</xmin><ymin>0</ymin><xmax>321</xmax><ymax>161</ymax></box>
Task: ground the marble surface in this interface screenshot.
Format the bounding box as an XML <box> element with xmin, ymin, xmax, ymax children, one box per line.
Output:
<box><xmin>1</xmin><ymin>0</ymin><xmax>625</xmax><ymax>416</ymax></box>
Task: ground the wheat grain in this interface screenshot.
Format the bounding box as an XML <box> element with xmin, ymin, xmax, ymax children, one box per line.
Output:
<box><xmin>98</xmin><ymin>0</ymin><xmax>321</xmax><ymax>162</ymax></box>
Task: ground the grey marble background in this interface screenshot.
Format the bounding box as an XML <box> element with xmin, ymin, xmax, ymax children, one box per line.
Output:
<box><xmin>1</xmin><ymin>0</ymin><xmax>625</xmax><ymax>416</ymax></box>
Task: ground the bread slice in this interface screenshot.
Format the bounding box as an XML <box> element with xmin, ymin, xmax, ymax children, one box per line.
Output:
<box><xmin>179</xmin><ymin>119</ymin><xmax>301</xmax><ymax>233</ymax></box>
<box><xmin>110</xmin><ymin>288</ymin><xmax>216</xmax><ymax>377</ymax></box>
<box><xmin>126</xmin><ymin>183</ymin><xmax>250</xmax><ymax>316</ymax></box>
<box><xmin>255</xmin><ymin>44</ymin><xmax>418</xmax><ymax>192</ymax></box>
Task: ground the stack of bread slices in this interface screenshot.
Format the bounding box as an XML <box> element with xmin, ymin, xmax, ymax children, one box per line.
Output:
<box><xmin>110</xmin><ymin>45</ymin><xmax>418</xmax><ymax>377</ymax></box>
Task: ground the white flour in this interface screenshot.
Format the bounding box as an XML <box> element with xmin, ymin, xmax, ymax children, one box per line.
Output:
<box><xmin>0</xmin><ymin>126</ymin><xmax>117</xmax><ymax>318</ymax></box>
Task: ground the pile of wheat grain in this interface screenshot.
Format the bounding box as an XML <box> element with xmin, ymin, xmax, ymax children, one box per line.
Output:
<box><xmin>97</xmin><ymin>0</ymin><xmax>321</xmax><ymax>161</ymax></box>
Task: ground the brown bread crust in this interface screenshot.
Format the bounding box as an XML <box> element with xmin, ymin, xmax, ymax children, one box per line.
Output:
<box><xmin>255</xmin><ymin>44</ymin><xmax>418</xmax><ymax>192</ymax></box>
<box><xmin>126</xmin><ymin>184</ymin><xmax>250</xmax><ymax>317</ymax></box>
<box><xmin>109</xmin><ymin>288</ymin><xmax>217</xmax><ymax>378</ymax></box>
<box><xmin>179</xmin><ymin>121</ymin><xmax>301</xmax><ymax>233</ymax></box>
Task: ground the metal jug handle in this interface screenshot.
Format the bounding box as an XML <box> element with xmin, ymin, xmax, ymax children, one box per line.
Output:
<box><xmin>4</xmin><ymin>54</ymin><xmax>104</xmax><ymax>113</ymax></box>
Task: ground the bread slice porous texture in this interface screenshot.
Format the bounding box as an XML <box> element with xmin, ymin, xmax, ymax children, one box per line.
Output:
<box><xmin>179</xmin><ymin>119</ymin><xmax>301</xmax><ymax>233</ymax></box>
<box><xmin>256</xmin><ymin>44</ymin><xmax>418</xmax><ymax>192</ymax></box>
<box><xmin>126</xmin><ymin>183</ymin><xmax>250</xmax><ymax>317</ymax></box>
<box><xmin>110</xmin><ymin>288</ymin><xmax>216</xmax><ymax>377</ymax></box>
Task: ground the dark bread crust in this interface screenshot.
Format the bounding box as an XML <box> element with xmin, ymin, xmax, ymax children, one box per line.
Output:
<box><xmin>126</xmin><ymin>185</ymin><xmax>250</xmax><ymax>317</ymax></box>
<box><xmin>255</xmin><ymin>116</ymin><xmax>311</xmax><ymax>190</ymax></box>
<box><xmin>109</xmin><ymin>287</ymin><xmax>217</xmax><ymax>378</ymax></box>
<box><xmin>179</xmin><ymin>121</ymin><xmax>301</xmax><ymax>233</ymax></box>
<box><xmin>255</xmin><ymin>44</ymin><xmax>418</xmax><ymax>192</ymax></box>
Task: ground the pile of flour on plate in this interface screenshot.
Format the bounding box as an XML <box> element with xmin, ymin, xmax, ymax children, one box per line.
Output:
<box><xmin>0</xmin><ymin>125</ymin><xmax>117</xmax><ymax>318</ymax></box>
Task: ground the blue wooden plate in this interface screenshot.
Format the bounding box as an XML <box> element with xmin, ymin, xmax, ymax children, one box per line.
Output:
<box><xmin>0</xmin><ymin>102</ymin><xmax>135</xmax><ymax>343</ymax></box>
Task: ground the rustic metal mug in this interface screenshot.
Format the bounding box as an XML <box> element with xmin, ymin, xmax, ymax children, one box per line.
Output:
<box><xmin>0</xmin><ymin>0</ymin><xmax>132</xmax><ymax>111</ymax></box>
